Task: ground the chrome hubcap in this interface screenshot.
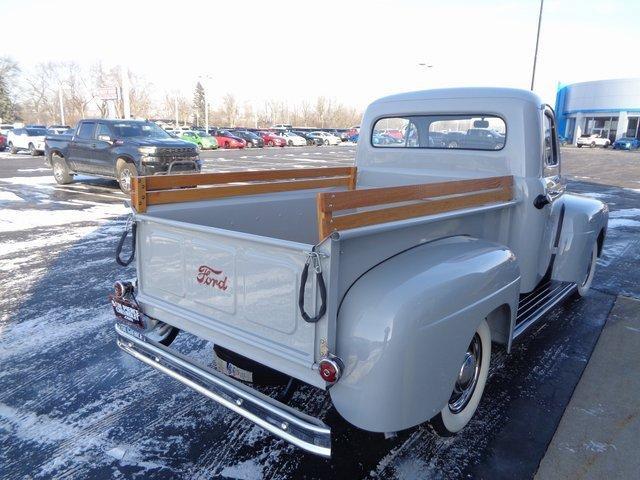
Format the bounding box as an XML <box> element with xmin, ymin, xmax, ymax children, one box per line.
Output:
<box><xmin>53</xmin><ymin>162</ymin><xmax>63</xmax><ymax>179</ymax></box>
<box><xmin>449</xmin><ymin>333</ymin><xmax>482</xmax><ymax>413</ymax></box>
<box><xmin>120</xmin><ymin>169</ymin><xmax>131</xmax><ymax>191</ymax></box>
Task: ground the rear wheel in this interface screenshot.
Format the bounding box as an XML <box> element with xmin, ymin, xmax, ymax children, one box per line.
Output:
<box><xmin>590</xmin><ymin>142</ymin><xmax>596</xmax><ymax>148</ymax></box>
<box><xmin>8</xmin><ymin>142</ymin><xmax>17</xmax><ymax>154</ymax></box>
<box><xmin>116</xmin><ymin>159</ymin><xmax>137</xmax><ymax>194</ymax></box>
<box><xmin>268</xmin><ymin>140</ymin><xmax>275</xmax><ymax>147</ymax></box>
<box><xmin>52</xmin><ymin>155</ymin><xmax>73</xmax><ymax>184</ymax></box>
<box><xmin>431</xmin><ymin>320</ymin><xmax>491</xmax><ymax>436</ymax></box>
<box><xmin>28</xmin><ymin>143</ymin><xmax>37</xmax><ymax>156</ymax></box>
<box><xmin>577</xmin><ymin>144</ymin><xmax>583</xmax><ymax>148</ymax></box>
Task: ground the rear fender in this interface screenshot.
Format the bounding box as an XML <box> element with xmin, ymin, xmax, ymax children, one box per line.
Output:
<box><xmin>330</xmin><ymin>236</ymin><xmax>520</xmax><ymax>433</ymax></box>
<box><xmin>551</xmin><ymin>194</ymin><xmax>608</xmax><ymax>284</ymax></box>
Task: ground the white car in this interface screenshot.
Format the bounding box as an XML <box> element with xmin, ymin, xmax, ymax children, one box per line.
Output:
<box><xmin>311</xmin><ymin>131</ymin><xmax>341</xmax><ymax>146</ymax></box>
<box><xmin>279</xmin><ymin>131</ymin><xmax>307</xmax><ymax>146</ymax></box>
<box><xmin>7</xmin><ymin>126</ymin><xmax>47</xmax><ymax>155</ymax></box>
<box><xmin>576</xmin><ymin>131</ymin><xmax>610</xmax><ymax>148</ymax></box>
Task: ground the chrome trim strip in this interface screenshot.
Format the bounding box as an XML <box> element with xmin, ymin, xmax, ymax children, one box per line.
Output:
<box><xmin>115</xmin><ymin>324</ymin><xmax>331</xmax><ymax>457</ymax></box>
<box><xmin>513</xmin><ymin>282</ymin><xmax>576</xmax><ymax>339</ymax></box>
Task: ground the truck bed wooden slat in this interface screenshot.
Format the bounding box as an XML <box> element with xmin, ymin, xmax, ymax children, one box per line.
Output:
<box><xmin>147</xmin><ymin>177</ymin><xmax>353</xmax><ymax>206</ymax></box>
<box><xmin>316</xmin><ymin>176</ymin><xmax>513</xmax><ymax>240</ymax></box>
<box><xmin>131</xmin><ymin>167</ymin><xmax>357</xmax><ymax>213</ymax></box>
<box><xmin>144</xmin><ymin>167</ymin><xmax>356</xmax><ymax>190</ymax></box>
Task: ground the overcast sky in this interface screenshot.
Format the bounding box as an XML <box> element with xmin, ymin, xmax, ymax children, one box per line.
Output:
<box><xmin>2</xmin><ymin>0</ymin><xmax>639</xmax><ymax>110</ymax></box>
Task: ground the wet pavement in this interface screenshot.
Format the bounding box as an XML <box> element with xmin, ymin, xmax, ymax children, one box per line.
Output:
<box><xmin>0</xmin><ymin>146</ymin><xmax>639</xmax><ymax>479</ymax></box>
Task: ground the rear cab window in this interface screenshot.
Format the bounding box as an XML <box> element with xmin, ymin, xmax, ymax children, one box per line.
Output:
<box><xmin>372</xmin><ymin>114</ymin><xmax>506</xmax><ymax>150</ymax></box>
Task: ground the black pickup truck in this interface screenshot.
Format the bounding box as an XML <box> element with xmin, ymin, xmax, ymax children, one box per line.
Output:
<box><xmin>45</xmin><ymin>119</ymin><xmax>201</xmax><ymax>193</ymax></box>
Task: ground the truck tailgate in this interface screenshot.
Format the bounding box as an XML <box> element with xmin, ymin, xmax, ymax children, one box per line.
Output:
<box><xmin>135</xmin><ymin>215</ymin><xmax>328</xmax><ymax>385</ymax></box>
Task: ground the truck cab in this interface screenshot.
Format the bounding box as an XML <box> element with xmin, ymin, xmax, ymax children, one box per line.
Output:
<box><xmin>110</xmin><ymin>88</ymin><xmax>608</xmax><ymax>457</ymax></box>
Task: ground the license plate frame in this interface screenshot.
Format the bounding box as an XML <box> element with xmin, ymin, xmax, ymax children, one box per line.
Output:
<box><xmin>110</xmin><ymin>296</ymin><xmax>144</xmax><ymax>328</ymax></box>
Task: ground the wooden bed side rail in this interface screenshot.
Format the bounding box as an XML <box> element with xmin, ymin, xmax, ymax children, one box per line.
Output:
<box><xmin>130</xmin><ymin>166</ymin><xmax>357</xmax><ymax>213</ymax></box>
<box><xmin>316</xmin><ymin>175</ymin><xmax>514</xmax><ymax>240</ymax></box>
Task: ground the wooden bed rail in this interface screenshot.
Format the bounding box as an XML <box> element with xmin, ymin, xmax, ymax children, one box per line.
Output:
<box><xmin>130</xmin><ymin>166</ymin><xmax>357</xmax><ymax>213</ymax></box>
<box><xmin>316</xmin><ymin>175</ymin><xmax>514</xmax><ymax>240</ymax></box>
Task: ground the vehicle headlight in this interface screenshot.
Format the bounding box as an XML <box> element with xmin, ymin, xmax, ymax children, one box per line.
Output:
<box><xmin>138</xmin><ymin>146</ymin><xmax>157</xmax><ymax>155</ymax></box>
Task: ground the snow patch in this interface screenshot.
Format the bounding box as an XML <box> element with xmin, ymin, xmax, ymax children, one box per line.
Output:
<box><xmin>0</xmin><ymin>403</ymin><xmax>78</xmax><ymax>444</ymax></box>
<box><xmin>0</xmin><ymin>203</ymin><xmax>126</xmax><ymax>232</ymax></box>
<box><xmin>0</xmin><ymin>190</ymin><xmax>24</xmax><ymax>203</ymax></box>
<box><xmin>220</xmin><ymin>459</ymin><xmax>264</xmax><ymax>480</ymax></box>
<box><xmin>608</xmin><ymin>218</ymin><xmax>640</xmax><ymax>229</ymax></box>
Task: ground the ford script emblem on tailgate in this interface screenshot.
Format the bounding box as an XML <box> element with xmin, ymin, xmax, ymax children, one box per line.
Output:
<box><xmin>196</xmin><ymin>265</ymin><xmax>229</xmax><ymax>291</ymax></box>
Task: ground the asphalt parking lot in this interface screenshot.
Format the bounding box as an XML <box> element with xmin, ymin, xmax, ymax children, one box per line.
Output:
<box><xmin>1</xmin><ymin>145</ymin><xmax>639</xmax><ymax>479</ymax></box>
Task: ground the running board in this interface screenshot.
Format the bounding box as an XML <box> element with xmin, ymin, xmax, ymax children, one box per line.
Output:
<box><xmin>115</xmin><ymin>323</ymin><xmax>331</xmax><ymax>457</ymax></box>
<box><xmin>513</xmin><ymin>280</ymin><xmax>577</xmax><ymax>339</ymax></box>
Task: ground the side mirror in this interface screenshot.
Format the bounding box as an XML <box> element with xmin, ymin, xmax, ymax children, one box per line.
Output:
<box><xmin>98</xmin><ymin>134</ymin><xmax>112</xmax><ymax>143</ymax></box>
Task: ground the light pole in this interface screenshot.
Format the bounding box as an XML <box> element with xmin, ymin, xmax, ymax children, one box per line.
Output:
<box><xmin>530</xmin><ymin>0</ymin><xmax>544</xmax><ymax>91</ymax></box>
<box><xmin>121</xmin><ymin>66</ymin><xmax>131</xmax><ymax>119</ymax></box>
<box><xmin>58</xmin><ymin>84</ymin><xmax>65</xmax><ymax>125</ymax></box>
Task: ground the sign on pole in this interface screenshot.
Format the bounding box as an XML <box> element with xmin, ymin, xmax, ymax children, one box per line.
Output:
<box><xmin>96</xmin><ymin>86</ymin><xmax>120</xmax><ymax>101</ymax></box>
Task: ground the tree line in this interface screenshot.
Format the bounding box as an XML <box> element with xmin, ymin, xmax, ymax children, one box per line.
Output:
<box><xmin>0</xmin><ymin>57</ymin><xmax>361</xmax><ymax>128</ymax></box>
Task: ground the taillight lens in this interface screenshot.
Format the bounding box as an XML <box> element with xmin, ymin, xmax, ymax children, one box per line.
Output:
<box><xmin>114</xmin><ymin>281</ymin><xmax>133</xmax><ymax>298</ymax></box>
<box><xmin>319</xmin><ymin>358</ymin><xmax>342</xmax><ymax>384</ymax></box>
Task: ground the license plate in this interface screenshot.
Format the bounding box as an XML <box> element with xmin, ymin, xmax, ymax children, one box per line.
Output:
<box><xmin>111</xmin><ymin>296</ymin><xmax>142</xmax><ymax>326</ymax></box>
<box><xmin>215</xmin><ymin>355</ymin><xmax>253</xmax><ymax>383</ymax></box>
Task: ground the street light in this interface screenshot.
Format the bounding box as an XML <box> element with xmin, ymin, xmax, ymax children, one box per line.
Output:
<box><xmin>530</xmin><ymin>0</ymin><xmax>544</xmax><ymax>91</ymax></box>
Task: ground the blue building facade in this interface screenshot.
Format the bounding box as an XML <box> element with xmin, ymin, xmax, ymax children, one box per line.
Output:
<box><xmin>554</xmin><ymin>78</ymin><xmax>640</xmax><ymax>145</ymax></box>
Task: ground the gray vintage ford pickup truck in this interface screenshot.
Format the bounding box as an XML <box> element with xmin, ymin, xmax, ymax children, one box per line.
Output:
<box><xmin>111</xmin><ymin>88</ymin><xmax>608</xmax><ymax>457</ymax></box>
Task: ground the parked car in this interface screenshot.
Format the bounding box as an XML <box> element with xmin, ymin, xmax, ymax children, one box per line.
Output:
<box><xmin>0</xmin><ymin>133</ymin><xmax>6</xmax><ymax>151</ymax></box>
<box><xmin>381</xmin><ymin>129</ymin><xmax>404</xmax><ymax>140</ymax></box>
<box><xmin>47</xmin><ymin>125</ymin><xmax>71</xmax><ymax>135</ymax></box>
<box><xmin>110</xmin><ymin>87</ymin><xmax>608</xmax><ymax>457</ymax></box>
<box><xmin>258</xmin><ymin>131</ymin><xmax>286</xmax><ymax>147</ymax></box>
<box><xmin>45</xmin><ymin>119</ymin><xmax>201</xmax><ymax>193</ymax></box>
<box><xmin>0</xmin><ymin>124</ymin><xmax>16</xmax><ymax>135</ymax></box>
<box><xmin>372</xmin><ymin>132</ymin><xmax>402</xmax><ymax>145</ymax></box>
<box><xmin>612</xmin><ymin>137</ymin><xmax>640</xmax><ymax>150</ymax></box>
<box><xmin>577</xmin><ymin>132</ymin><xmax>610</xmax><ymax>148</ymax></box>
<box><xmin>292</xmin><ymin>130</ymin><xmax>323</xmax><ymax>146</ymax></box>
<box><xmin>346</xmin><ymin>125</ymin><xmax>360</xmax><ymax>138</ymax></box>
<box><xmin>180</xmin><ymin>130</ymin><xmax>219</xmax><ymax>150</ymax></box>
<box><xmin>348</xmin><ymin>133</ymin><xmax>359</xmax><ymax>143</ymax></box>
<box><xmin>308</xmin><ymin>131</ymin><xmax>341</xmax><ymax>145</ymax></box>
<box><xmin>278</xmin><ymin>131</ymin><xmax>307</xmax><ymax>146</ymax></box>
<box><xmin>7</xmin><ymin>126</ymin><xmax>47</xmax><ymax>155</ymax></box>
<box><xmin>231</xmin><ymin>130</ymin><xmax>265</xmax><ymax>148</ymax></box>
<box><xmin>557</xmin><ymin>135</ymin><xmax>569</xmax><ymax>146</ymax></box>
<box><xmin>209</xmin><ymin>129</ymin><xmax>246</xmax><ymax>149</ymax></box>
<box><xmin>444</xmin><ymin>127</ymin><xmax>505</xmax><ymax>150</ymax></box>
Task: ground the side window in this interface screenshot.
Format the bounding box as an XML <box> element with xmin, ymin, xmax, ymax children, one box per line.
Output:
<box><xmin>96</xmin><ymin>124</ymin><xmax>111</xmax><ymax>139</ymax></box>
<box><xmin>372</xmin><ymin>115</ymin><xmax>506</xmax><ymax>150</ymax></box>
<box><xmin>543</xmin><ymin>112</ymin><xmax>558</xmax><ymax>165</ymax></box>
<box><xmin>77</xmin><ymin>122</ymin><xmax>96</xmax><ymax>140</ymax></box>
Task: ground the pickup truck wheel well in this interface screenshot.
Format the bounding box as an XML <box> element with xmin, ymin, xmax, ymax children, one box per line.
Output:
<box><xmin>597</xmin><ymin>229</ymin><xmax>605</xmax><ymax>257</ymax></box>
<box><xmin>485</xmin><ymin>303</ymin><xmax>512</xmax><ymax>346</ymax></box>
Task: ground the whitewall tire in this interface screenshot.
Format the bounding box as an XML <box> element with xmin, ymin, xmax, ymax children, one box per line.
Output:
<box><xmin>431</xmin><ymin>319</ymin><xmax>491</xmax><ymax>435</ymax></box>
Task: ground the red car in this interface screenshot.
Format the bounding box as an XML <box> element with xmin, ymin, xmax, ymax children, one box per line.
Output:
<box><xmin>211</xmin><ymin>129</ymin><xmax>246</xmax><ymax>149</ymax></box>
<box><xmin>258</xmin><ymin>131</ymin><xmax>286</xmax><ymax>147</ymax></box>
<box><xmin>0</xmin><ymin>134</ymin><xmax>6</xmax><ymax>151</ymax></box>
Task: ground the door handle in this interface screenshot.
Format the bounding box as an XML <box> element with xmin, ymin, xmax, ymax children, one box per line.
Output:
<box><xmin>91</xmin><ymin>143</ymin><xmax>97</xmax><ymax>148</ymax></box>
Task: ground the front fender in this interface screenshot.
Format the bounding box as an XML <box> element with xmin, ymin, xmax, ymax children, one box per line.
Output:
<box><xmin>552</xmin><ymin>194</ymin><xmax>608</xmax><ymax>284</ymax></box>
<box><xmin>330</xmin><ymin>236</ymin><xmax>520</xmax><ymax>432</ymax></box>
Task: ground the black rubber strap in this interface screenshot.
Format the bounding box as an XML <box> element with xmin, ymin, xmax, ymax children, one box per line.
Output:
<box><xmin>298</xmin><ymin>258</ymin><xmax>327</xmax><ymax>323</ymax></box>
<box><xmin>115</xmin><ymin>222</ymin><xmax>137</xmax><ymax>267</ymax></box>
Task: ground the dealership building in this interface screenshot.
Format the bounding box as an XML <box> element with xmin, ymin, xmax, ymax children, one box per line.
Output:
<box><xmin>554</xmin><ymin>78</ymin><xmax>640</xmax><ymax>145</ymax></box>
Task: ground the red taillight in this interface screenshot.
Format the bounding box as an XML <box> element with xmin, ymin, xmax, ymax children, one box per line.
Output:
<box><xmin>319</xmin><ymin>358</ymin><xmax>342</xmax><ymax>384</ymax></box>
<box><xmin>114</xmin><ymin>281</ymin><xmax>133</xmax><ymax>298</ymax></box>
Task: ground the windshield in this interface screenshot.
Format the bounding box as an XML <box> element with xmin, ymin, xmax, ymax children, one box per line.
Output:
<box><xmin>111</xmin><ymin>122</ymin><xmax>171</xmax><ymax>139</ymax></box>
<box><xmin>26</xmin><ymin>128</ymin><xmax>47</xmax><ymax>136</ymax></box>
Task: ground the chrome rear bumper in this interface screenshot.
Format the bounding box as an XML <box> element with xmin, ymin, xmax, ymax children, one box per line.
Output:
<box><xmin>115</xmin><ymin>323</ymin><xmax>331</xmax><ymax>457</ymax></box>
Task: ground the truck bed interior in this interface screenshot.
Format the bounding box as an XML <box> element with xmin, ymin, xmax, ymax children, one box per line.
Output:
<box><xmin>141</xmin><ymin>188</ymin><xmax>341</xmax><ymax>245</ymax></box>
